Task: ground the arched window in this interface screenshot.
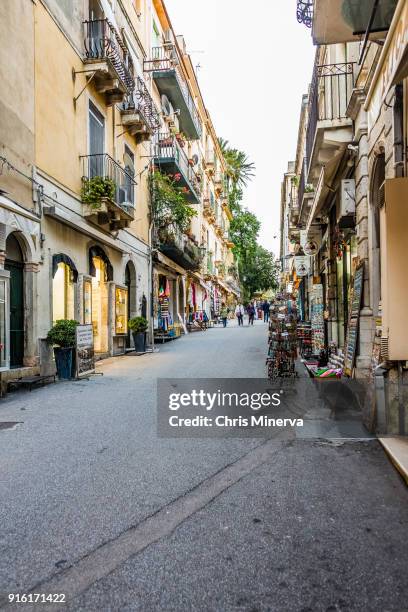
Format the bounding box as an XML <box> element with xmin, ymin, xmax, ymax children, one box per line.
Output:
<box><xmin>52</xmin><ymin>254</ymin><xmax>78</xmax><ymax>322</ymax></box>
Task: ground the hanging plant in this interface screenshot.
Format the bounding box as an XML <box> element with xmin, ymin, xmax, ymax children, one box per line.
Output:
<box><xmin>81</xmin><ymin>176</ymin><xmax>116</xmax><ymax>209</ymax></box>
<box><xmin>150</xmin><ymin>170</ymin><xmax>197</xmax><ymax>234</ymax></box>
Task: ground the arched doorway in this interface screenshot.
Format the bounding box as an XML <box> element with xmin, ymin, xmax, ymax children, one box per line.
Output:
<box><xmin>52</xmin><ymin>254</ymin><xmax>78</xmax><ymax>323</ymax></box>
<box><xmin>125</xmin><ymin>261</ymin><xmax>137</xmax><ymax>348</ymax></box>
<box><xmin>5</xmin><ymin>233</ymin><xmax>24</xmax><ymax>367</ymax></box>
<box><xmin>89</xmin><ymin>246</ymin><xmax>112</xmax><ymax>355</ymax></box>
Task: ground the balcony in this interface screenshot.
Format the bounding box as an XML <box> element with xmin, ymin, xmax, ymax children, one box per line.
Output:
<box><xmin>297</xmin><ymin>162</ymin><xmax>315</xmax><ymax>227</ymax></box>
<box><xmin>153</xmin><ymin>134</ymin><xmax>202</xmax><ymax>204</ymax></box>
<box><xmin>205</xmin><ymin>254</ymin><xmax>215</xmax><ymax>277</ymax></box>
<box><xmin>213</xmin><ymin>172</ymin><xmax>225</xmax><ymax>195</ymax></box>
<box><xmin>120</xmin><ymin>77</ymin><xmax>160</xmax><ymax>142</ymax></box>
<box><xmin>83</xmin><ymin>19</ymin><xmax>134</xmax><ymax>105</ymax></box>
<box><xmin>157</xmin><ymin>225</ymin><xmax>205</xmax><ymax>271</ymax></box>
<box><xmin>306</xmin><ymin>62</ymin><xmax>354</xmax><ymax>183</ymax></box>
<box><xmin>205</xmin><ymin>150</ymin><xmax>215</xmax><ymax>173</ymax></box>
<box><xmin>297</xmin><ymin>0</ymin><xmax>398</xmax><ymax>45</ymax></box>
<box><xmin>144</xmin><ymin>44</ymin><xmax>202</xmax><ymax>140</ymax></box>
<box><xmin>80</xmin><ymin>154</ymin><xmax>135</xmax><ymax>230</ymax></box>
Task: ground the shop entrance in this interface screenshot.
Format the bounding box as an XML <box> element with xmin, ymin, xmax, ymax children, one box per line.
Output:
<box><xmin>5</xmin><ymin>234</ymin><xmax>24</xmax><ymax>368</ymax></box>
<box><xmin>91</xmin><ymin>256</ymin><xmax>109</xmax><ymax>354</ymax></box>
<box><xmin>125</xmin><ymin>262</ymin><xmax>136</xmax><ymax>348</ymax></box>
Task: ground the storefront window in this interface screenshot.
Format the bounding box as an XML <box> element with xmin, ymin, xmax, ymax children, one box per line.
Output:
<box><xmin>83</xmin><ymin>279</ymin><xmax>92</xmax><ymax>325</ymax></box>
<box><xmin>91</xmin><ymin>257</ymin><xmax>109</xmax><ymax>354</ymax></box>
<box><xmin>115</xmin><ymin>287</ymin><xmax>128</xmax><ymax>335</ymax></box>
<box><xmin>52</xmin><ymin>262</ymin><xmax>75</xmax><ymax>323</ymax></box>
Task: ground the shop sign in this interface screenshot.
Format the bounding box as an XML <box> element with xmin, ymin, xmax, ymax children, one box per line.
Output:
<box><xmin>294</xmin><ymin>256</ymin><xmax>310</xmax><ymax>277</ymax></box>
<box><xmin>301</xmin><ymin>228</ymin><xmax>321</xmax><ymax>256</ymax></box>
<box><xmin>76</xmin><ymin>324</ymin><xmax>95</xmax><ymax>378</ymax></box>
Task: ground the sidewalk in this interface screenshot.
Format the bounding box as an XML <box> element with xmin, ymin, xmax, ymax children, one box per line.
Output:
<box><xmin>379</xmin><ymin>437</ymin><xmax>408</xmax><ymax>485</ymax></box>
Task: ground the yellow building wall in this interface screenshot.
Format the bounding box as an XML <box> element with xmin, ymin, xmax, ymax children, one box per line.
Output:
<box><xmin>35</xmin><ymin>1</ymin><xmax>149</xmax><ymax>244</ymax></box>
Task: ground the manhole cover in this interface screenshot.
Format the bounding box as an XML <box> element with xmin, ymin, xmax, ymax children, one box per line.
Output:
<box><xmin>0</xmin><ymin>422</ymin><xmax>22</xmax><ymax>430</ymax></box>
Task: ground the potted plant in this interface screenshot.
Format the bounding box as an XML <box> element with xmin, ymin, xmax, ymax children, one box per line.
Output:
<box><xmin>81</xmin><ymin>176</ymin><xmax>116</xmax><ymax>209</ymax></box>
<box><xmin>128</xmin><ymin>316</ymin><xmax>148</xmax><ymax>353</ymax></box>
<box><xmin>47</xmin><ymin>319</ymin><xmax>79</xmax><ymax>379</ymax></box>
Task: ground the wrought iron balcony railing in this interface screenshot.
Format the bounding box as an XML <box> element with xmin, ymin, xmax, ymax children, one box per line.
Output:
<box><xmin>144</xmin><ymin>44</ymin><xmax>202</xmax><ymax>138</ymax></box>
<box><xmin>122</xmin><ymin>77</ymin><xmax>160</xmax><ymax>132</ymax></box>
<box><xmin>297</xmin><ymin>0</ymin><xmax>313</xmax><ymax>28</ymax></box>
<box><xmin>306</xmin><ymin>62</ymin><xmax>355</xmax><ymax>173</ymax></box>
<box><xmin>153</xmin><ymin>133</ymin><xmax>202</xmax><ymax>201</ymax></box>
<box><xmin>80</xmin><ymin>153</ymin><xmax>136</xmax><ymax>213</ymax></box>
<box><xmin>83</xmin><ymin>18</ymin><xmax>134</xmax><ymax>91</ymax></box>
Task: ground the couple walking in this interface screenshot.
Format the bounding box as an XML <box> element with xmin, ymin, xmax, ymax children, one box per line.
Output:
<box><xmin>235</xmin><ymin>302</ymin><xmax>256</xmax><ymax>326</ymax></box>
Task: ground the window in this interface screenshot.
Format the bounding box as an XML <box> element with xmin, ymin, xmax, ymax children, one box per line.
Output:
<box><xmin>89</xmin><ymin>102</ymin><xmax>105</xmax><ymax>177</ymax></box>
<box><xmin>152</xmin><ymin>21</ymin><xmax>160</xmax><ymax>47</ymax></box>
<box><xmin>53</xmin><ymin>263</ymin><xmax>75</xmax><ymax>323</ymax></box>
<box><xmin>124</xmin><ymin>145</ymin><xmax>135</xmax><ymax>206</ymax></box>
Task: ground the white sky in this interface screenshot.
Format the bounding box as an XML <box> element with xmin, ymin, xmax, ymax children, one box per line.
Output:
<box><xmin>164</xmin><ymin>0</ymin><xmax>316</xmax><ymax>255</ymax></box>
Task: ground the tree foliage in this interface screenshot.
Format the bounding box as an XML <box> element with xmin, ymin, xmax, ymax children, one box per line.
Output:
<box><xmin>221</xmin><ymin>140</ymin><xmax>278</xmax><ymax>300</ymax></box>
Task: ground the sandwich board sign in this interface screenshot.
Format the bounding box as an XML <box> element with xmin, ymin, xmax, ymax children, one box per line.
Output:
<box><xmin>75</xmin><ymin>324</ymin><xmax>95</xmax><ymax>378</ymax></box>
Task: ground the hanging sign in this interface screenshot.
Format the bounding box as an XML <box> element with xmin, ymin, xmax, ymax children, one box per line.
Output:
<box><xmin>294</xmin><ymin>256</ymin><xmax>310</xmax><ymax>277</ymax></box>
<box><xmin>75</xmin><ymin>324</ymin><xmax>95</xmax><ymax>378</ymax></box>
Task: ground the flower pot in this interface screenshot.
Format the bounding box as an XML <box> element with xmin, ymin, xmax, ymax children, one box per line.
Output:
<box><xmin>54</xmin><ymin>347</ymin><xmax>74</xmax><ymax>380</ymax></box>
<box><xmin>132</xmin><ymin>332</ymin><xmax>146</xmax><ymax>353</ymax></box>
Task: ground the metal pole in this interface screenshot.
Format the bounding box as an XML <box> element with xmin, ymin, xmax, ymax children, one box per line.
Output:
<box><xmin>358</xmin><ymin>0</ymin><xmax>381</xmax><ymax>65</ymax></box>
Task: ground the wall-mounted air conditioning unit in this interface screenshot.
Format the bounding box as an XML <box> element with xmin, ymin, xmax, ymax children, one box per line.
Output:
<box><xmin>340</xmin><ymin>179</ymin><xmax>355</xmax><ymax>217</ymax></box>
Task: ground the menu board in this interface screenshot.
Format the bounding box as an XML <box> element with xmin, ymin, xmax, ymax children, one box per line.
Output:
<box><xmin>344</xmin><ymin>264</ymin><xmax>364</xmax><ymax>377</ymax></box>
<box><xmin>75</xmin><ymin>324</ymin><xmax>95</xmax><ymax>378</ymax></box>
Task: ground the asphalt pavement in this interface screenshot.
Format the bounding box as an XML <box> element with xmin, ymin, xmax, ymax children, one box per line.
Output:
<box><xmin>0</xmin><ymin>320</ymin><xmax>407</xmax><ymax>612</ymax></box>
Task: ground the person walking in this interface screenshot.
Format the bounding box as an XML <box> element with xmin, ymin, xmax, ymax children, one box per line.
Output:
<box><xmin>220</xmin><ymin>303</ymin><xmax>229</xmax><ymax>328</ymax></box>
<box><xmin>235</xmin><ymin>302</ymin><xmax>245</xmax><ymax>326</ymax></box>
<box><xmin>247</xmin><ymin>301</ymin><xmax>255</xmax><ymax>326</ymax></box>
<box><xmin>263</xmin><ymin>300</ymin><xmax>270</xmax><ymax>323</ymax></box>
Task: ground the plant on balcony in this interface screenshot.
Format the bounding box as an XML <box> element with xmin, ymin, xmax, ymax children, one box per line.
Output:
<box><xmin>81</xmin><ymin>176</ymin><xmax>116</xmax><ymax>209</ymax></box>
<box><xmin>175</xmin><ymin>132</ymin><xmax>186</xmax><ymax>147</ymax></box>
<box><xmin>150</xmin><ymin>170</ymin><xmax>196</xmax><ymax>234</ymax></box>
<box><xmin>305</xmin><ymin>183</ymin><xmax>314</xmax><ymax>193</ymax></box>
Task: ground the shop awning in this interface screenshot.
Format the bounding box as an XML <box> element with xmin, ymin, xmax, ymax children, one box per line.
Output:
<box><xmin>89</xmin><ymin>245</ymin><xmax>113</xmax><ymax>281</ymax></box>
<box><xmin>155</xmin><ymin>251</ymin><xmax>187</xmax><ymax>276</ymax></box>
<box><xmin>52</xmin><ymin>253</ymin><xmax>78</xmax><ymax>281</ymax></box>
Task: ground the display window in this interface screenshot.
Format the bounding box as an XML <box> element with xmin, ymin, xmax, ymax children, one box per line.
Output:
<box><xmin>83</xmin><ymin>278</ymin><xmax>92</xmax><ymax>325</ymax></box>
<box><xmin>91</xmin><ymin>257</ymin><xmax>109</xmax><ymax>353</ymax></box>
<box><xmin>115</xmin><ymin>287</ymin><xmax>128</xmax><ymax>335</ymax></box>
<box><xmin>52</xmin><ymin>262</ymin><xmax>75</xmax><ymax>323</ymax></box>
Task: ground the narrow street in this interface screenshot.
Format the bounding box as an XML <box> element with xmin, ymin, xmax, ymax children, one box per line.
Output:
<box><xmin>1</xmin><ymin>322</ymin><xmax>407</xmax><ymax>612</ymax></box>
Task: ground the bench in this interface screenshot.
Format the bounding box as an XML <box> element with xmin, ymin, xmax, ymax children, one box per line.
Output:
<box><xmin>7</xmin><ymin>374</ymin><xmax>56</xmax><ymax>392</ymax></box>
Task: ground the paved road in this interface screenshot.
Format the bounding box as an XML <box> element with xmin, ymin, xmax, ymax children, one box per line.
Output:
<box><xmin>0</xmin><ymin>321</ymin><xmax>407</xmax><ymax>611</ymax></box>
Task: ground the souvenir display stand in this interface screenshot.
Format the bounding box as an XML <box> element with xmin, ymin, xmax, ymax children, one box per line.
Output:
<box><xmin>266</xmin><ymin>297</ymin><xmax>298</xmax><ymax>379</ymax></box>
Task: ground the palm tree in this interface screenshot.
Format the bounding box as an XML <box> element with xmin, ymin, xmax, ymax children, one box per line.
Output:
<box><xmin>218</xmin><ymin>138</ymin><xmax>255</xmax><ymax>188</ymax></box>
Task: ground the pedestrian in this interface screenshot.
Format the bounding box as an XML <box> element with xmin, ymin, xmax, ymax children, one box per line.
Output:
<box><xmin>247</xmin><ymin>301</ymin><xmax>255</xmax><ymax>326</ymax></box>
<box><xmin>220</xmin><ymin>302</ymin><xmax>229</xmax><ymax>328</ymax></box>
<box><xmin>235</xmin><ymin>302</ymin><xmax>245</xmax><ymax>326</ymax></box>
<box><xmin>262</xmin><ymin>300</ymin><xmax>270</xmax><ymax>323</ymax></box>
